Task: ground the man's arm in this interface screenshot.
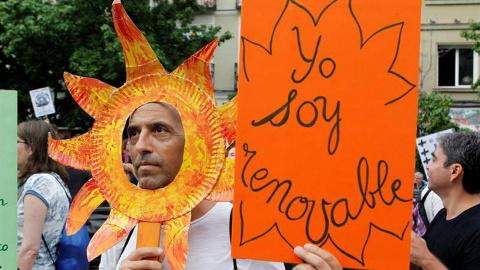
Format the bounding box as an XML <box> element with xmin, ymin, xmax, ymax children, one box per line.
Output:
<box><xmin>293</xmin><ymin>244</ymin><xmax>343</xmax><ymax>270</ymax></box>
<box><xmin>410</xmin><ymin>232</ymin><xmax>448</xmax><ymax>270</ymax></box>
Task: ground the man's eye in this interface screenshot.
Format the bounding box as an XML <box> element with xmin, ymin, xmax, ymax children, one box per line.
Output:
<box><xmin>129</xmin><ymin>130</ymin><xmax>138</xmax><ymax>137</ymax></box>
<box><xmin>155</xmin><ymin>126</ymin><xmax>166</xmax><ymax>133</ymax></box>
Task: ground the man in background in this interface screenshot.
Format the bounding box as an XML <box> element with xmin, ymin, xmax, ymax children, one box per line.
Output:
<box><xmin>410</xmin><ymin>132</ymin><xmax>480</xmax><ymax>269</ymax></box>
<box><xmin>413</xmin><ymin>172</ymin><xmax>428</xmax><ymax>202</ymax></box>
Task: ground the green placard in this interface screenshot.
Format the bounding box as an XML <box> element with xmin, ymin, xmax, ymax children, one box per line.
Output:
<box><xmin>0</xmin><ymin>91</ymin><xmax>17</xmax><ymax>269</ymax></box>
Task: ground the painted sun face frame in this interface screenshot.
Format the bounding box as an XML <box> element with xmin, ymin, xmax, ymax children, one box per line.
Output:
<box><xmin>48</xmin><ymin>0</ymin><xmax>237</xmax><ymax>267</ymax></box>
<box><xmin>91</xmin><ymin>73</ymin><xmax>225</xmax><ymax>222</ymax></box>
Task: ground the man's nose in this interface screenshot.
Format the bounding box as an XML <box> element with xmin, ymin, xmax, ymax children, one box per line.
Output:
<box><xmin>135</xmin><ymin>131</ymin><xmax>153</xmax><ymax>153</ymax></box>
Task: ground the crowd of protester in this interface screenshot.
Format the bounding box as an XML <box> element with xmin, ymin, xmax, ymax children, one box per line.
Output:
<box><xmin>16</xmin><ymin>119</ymin><xmax>480</xmax><ymax>269</ymax></box>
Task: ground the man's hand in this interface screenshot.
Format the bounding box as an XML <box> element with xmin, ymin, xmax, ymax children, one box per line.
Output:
<box><xmin>119</xmin><ymin>247</ymin><xmax>165</xmax><ymax>270</ymax></box>
<box><xmin>410</xmin><ymin>231</ymin><xmax>448</xmax><ymax>270</ymax></box>
<box><xmin>293</xmin><ymin>244</ymin><xmax>343</xmax><ymax>270</ymax></box>
<box><xmin>410</xmin><ymin>231</ymin><xmax>429</xmax><ymax>265</ymax></box>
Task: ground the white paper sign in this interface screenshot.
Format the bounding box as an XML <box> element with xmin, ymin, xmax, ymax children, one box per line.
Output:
<box><xmin>29</xmin><ymin>87</ymin><xmax>55</xmax><ymax>118</ymax></box>
<box><xmin>416</xmin><ymin>129</ymin><xmax>454</xmax><ymax>178</ymax></box>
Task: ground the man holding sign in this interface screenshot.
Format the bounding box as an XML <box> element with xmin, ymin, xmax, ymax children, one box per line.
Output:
<box><xmin>100</xmin><ymin>103</ymin><xmax>341</xmax><ymax>270</ymax></box>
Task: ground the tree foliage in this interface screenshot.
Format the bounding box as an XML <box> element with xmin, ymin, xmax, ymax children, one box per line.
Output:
<box><xmin>0</xmin><ymin>0</ymin><xmax>232</xmax><ymax>129</ymax></box>
<box><xmin>415</xmin><ymin>91</ymin><xmax>459</xmax><ymax>173</ymax></box>
<box><xmin>417</xmin><ymin>92</ymin><xmax>459</xmax><ymax>137</ymax></box>
<box><xmin>461</xmin><ymin>21</ymin><xmax>480</xmax><ymax>91</ymax></box>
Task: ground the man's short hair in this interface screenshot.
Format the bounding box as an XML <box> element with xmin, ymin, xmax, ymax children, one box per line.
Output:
<box><xmin>415</xmin><ymin>172</ymin><xmax>424</xmax><ymax>179</ymax></box>
<box><xmin>438</xmin><ymin>132</ymin><xmax>480</xmax><ymax>194</ymax></box>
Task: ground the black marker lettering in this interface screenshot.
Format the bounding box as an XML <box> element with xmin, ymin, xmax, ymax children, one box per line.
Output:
<box><xmin>241</xmin><ymin>144</ymin><xmax>411</xmax><ymax>246</ymax></box>
<box><xmin>319</xmin><ymin>58</ymin><xmax>336</xmax><ymax>78</ymax></box>
<box><xmin>252</xmin><ymin>91</ymin><xmax>342</xmax><ymax>155</ymax></box>
<box><xmin>252</xmin><ymin>90</ymin><xmax>297</xmax><ymax>127</ymax></box>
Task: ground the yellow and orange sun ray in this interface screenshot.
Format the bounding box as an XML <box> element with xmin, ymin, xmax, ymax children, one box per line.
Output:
<box><xmin>66</xmin><ymin>179</ymin><xmax>105</xmax><ymax>235</ymax></box>
<box><xmin>163</xmin><ymin>212</ymin><xmax>191</xmax><ymax>270</ymax></box>
<box><xmin>207</xmin><ymin>158</ymin><xmax>235</xmax><ymax>202</ymax></box>
<box><xmin>112</xmin><ymin>0</ymin><xmax>166</xmax><ymax>80</ymax></box>
<box><xmin>48</xmin><ymin>0</ymin><xmax>237</xmax><ymax>268</ymax></box>
<box><xmin>48</xmin><ymin>131</ymin><xmax>93</xmax><ymax>171</ymax></box>
<box><xmin>64</xmin><ymin>72</ymin><xmax>116</xmax><ymax>119</ymax></box>
<box><xmin>87</xmin><ymin>208</ymin><xmax>138</xmax><ymax>261</ymax></box>
<box><xmin>218</xmin><ymin>95</ymin><xmax>238</xmax><ymax>146</ymax></box>
<box><xmin>172</xmin><ymin>39</ymin><xmax>217</xmax><ymax>100</ymax></box>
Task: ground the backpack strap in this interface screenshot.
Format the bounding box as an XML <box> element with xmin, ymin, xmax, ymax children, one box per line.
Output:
<box><xmin>421</xmin><ymin>189</ymin><xmax>432</xmax><ymax>204</ymax></box>
<box><xmin>418</xmin><ymin>189</ymin><xmax>433</xmax><ymax>227</ymax></box>
<box><xmin>50</xmin><ymin>173</ymin><xmax>72</xmax><ymax>203</ymax></box>
<box><xmin>120</xmin><ymin>227</ymin><xmax>136</xmax><ymax>259</ymax></box>
<box><xmin>229</xmin><ymin>207</ymin><xmax>238</xmax><ymax>270</ymax></box>
<box><xmin>40</xmin><ymin>173</ymin><xmax>71</xmax><ymax>264</ymax></box>
<box><xmin>42</xmin><ymin>234</ymin><xmax>56</xmax><ymax>264</ymax></box>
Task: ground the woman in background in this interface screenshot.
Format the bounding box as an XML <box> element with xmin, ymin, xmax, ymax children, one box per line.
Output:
<box><xmin>17</xmin><ymin>120</ymin><xmax>70</xmax><ymax>270</ymax></box>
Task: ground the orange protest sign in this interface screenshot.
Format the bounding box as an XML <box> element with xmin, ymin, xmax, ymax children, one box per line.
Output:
<box><xmin>232</xmin><ymin>0</ymin><xmax>421</xmax><ymax>269</ymax></box>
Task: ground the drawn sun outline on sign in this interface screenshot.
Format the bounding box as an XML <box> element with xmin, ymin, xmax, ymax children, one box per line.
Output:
<box><xmin>48</xmin><ymin>1</ymin><xmax>237</xmax><ymax>269</ymax></box>
<box><xmin>241</xmin><ymin>0</ymin><xmax>416</xmax><ymax>106</ymax></box>
<box><xmin>238</xmin><ymin>0</ymin><xmax>413</xmax><ymax>266</ymax></box>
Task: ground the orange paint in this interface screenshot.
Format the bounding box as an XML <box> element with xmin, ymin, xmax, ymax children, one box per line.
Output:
<box><xmin>66</xmin><ymin>179</ymin><xmax>104</xmax><ymax>235</ymax></box>
<box><xmin>207</xmin><ymin>158</ymin><xmax>235</xmax><ymax>202</ymax></box>
<box><xmin>163</xmin><ymin>213</ymin><xmax>191</xmax><ymax>270</ymax></box>
<box><xmin>63</xmin><ymin>72</ymin><xmax>116</xmax><ymax>119</ymax></box>
<box><xmin>137</xmin><ymin>222</ymin><xmax>162</xmax><ymax>261</ymax></box>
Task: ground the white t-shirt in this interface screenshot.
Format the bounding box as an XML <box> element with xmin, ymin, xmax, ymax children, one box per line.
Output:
<box><xmin>100</xmin><ymin>202</ymin><xmax>284</xmax><ymax>270</ymax></box>
<box><xmin>421</xmin><ymin>187</ymin><xmax>444</xmax><ymax>223</ymax></box>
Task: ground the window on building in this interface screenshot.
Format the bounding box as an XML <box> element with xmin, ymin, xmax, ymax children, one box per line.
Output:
<box><xmin>196</xmin><ymin>0</ymin><xmax>216</xmax><ymax>10</ymax></box>
<box><xmin>437</xmin><ymin>47</ymin><xmax>478</xmax><ymax>87</ymax></box>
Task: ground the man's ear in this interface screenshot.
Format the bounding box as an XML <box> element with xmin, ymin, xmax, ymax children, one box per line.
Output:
<box><xmin>450</xmin><ymin>164</ymin><xmax>463</xmax><ymax>182</ymax></box>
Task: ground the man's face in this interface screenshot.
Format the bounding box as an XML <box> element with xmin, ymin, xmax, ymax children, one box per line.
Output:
<box><xmin>127</xmin><ymin>103</ymin><xmax>185</xmax><ymax>190</ymax></box>
<box><xmin>426</xmin><ymin>146</ymin><xmax>451</xmax><ymax>192</ymax></box>
<box><xmin>414</xmin><ymin>175</ymin><xmax>423</xmax><ymax>186</ymax></box>
<box><xmin>227</xmin><ymin>147</ymin><xmax>235</xmax><ymax>160</ymax></box>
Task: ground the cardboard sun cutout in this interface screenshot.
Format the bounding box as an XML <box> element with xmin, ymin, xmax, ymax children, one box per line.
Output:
<box><xmin>48</xmin><ymin>1</ymin><xmax>237</xmax><ymax>269</ymax></box>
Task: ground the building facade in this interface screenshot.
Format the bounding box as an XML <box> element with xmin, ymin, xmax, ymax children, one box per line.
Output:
<box><xmin>194</xmin><ymin>0</ymin><xmax>241</xmax><ymax>105</ymax></box>
<box><xmin>420</xmin><ymin>0</ymin><xmax>480</xmax><ymax>130</ymax></box>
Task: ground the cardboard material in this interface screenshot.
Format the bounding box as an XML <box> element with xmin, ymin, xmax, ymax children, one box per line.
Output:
<box><xmin>47</xmin><ymin>1</ymin><xmax>236</xmax><ymax>269</ymax></box>
<box><xmin>416</xmin><ymin>129</ymin><xmax>454</xmax><ymax>179</ymax></box>
<box><xmin>232</xmin><ymin>0</ymin><xmax>421</xmax><ymax>269</ymax></box>
<box><xmin>0</xmin><ymin>90</ymin><xmax>17</xmax><ymax>270</ymax></box>
<box><xmin>29</xmin><ymin>87</ymin><xmax>55</xmax><ymax>117</ymax></box>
